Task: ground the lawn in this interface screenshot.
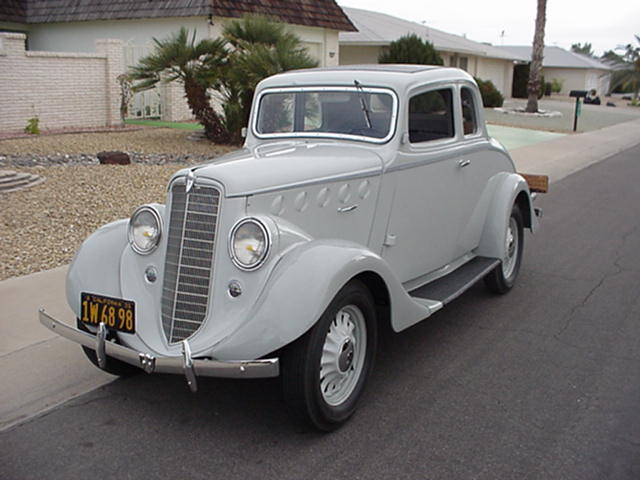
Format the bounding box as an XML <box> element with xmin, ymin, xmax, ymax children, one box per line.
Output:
<box><xmin>124</xmin><ymin>119</ymin><xmax>204</xmax><ymax>131</ymax></box>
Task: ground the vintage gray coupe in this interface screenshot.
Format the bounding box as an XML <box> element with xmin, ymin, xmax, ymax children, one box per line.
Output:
<box><xmin>40</xmin><ymin>65</ymin><xmax>543</xmax><ymax>430</ymax></box>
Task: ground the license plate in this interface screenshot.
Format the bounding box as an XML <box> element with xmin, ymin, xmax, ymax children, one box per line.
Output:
<box><xmin>80</xmin><ymin>292</ymin><xmax>135</xmax><ymax>334</ymax></box>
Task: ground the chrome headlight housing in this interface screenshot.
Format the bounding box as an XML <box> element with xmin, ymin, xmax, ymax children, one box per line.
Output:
<box><xmin>229</xmin><ymin>218</ymin><xmax>271</xmax><ymax>271</ymax></box>
<box><xmin>128</xmin><ymin>205</ymin><xmax>162</xmax><ymax>255</ymax></box>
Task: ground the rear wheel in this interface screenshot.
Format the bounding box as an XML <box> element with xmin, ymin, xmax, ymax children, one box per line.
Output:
<box><xmin>77</xmin><ymin>319</ymin><xmax>140</xmax><ymax>376</ymax></box>
<box><xmin>281</xmin><ymin>280</ymin><xmax>377</xmax><ymax>431</ymax></box>
<box><xmin>485</xmin><ymin>204</ymin><xmax>524</xmax><ymax>294</ymax></box>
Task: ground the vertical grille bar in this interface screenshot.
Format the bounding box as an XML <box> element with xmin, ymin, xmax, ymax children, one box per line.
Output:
<box><xmin>161</xmin><ymin>183</ymin><xmax>220</xmax><ymax>343</ymax></box>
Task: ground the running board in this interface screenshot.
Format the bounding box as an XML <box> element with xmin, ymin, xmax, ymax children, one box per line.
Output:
<box><xmin>408</xmin><ymin>256</ymin><xmax>500</xmax><ymax>305</ymax></box>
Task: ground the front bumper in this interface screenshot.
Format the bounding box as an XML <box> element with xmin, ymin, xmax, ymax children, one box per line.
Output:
<box><xmin>38</xmin><ymin>309</ymin><xmax>279</xmax><ymax>392</ymax></box>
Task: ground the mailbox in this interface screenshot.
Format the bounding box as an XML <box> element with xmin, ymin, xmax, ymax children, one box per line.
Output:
<box><xmin>569</xmin><ymin>91</ymin><xmax>587</xmax><ymax>131</ymax></box>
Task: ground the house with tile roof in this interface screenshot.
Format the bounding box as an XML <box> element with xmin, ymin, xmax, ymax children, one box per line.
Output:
<box><xmin>339</xmin><ymin>7</ymin><xmax>527</xmax><ymax>98</ymax></box>
<box><xmin>0</xmin><ymin>0</ymin><xmax>355</xmax><ymax>120</ymax></box>
<box><xmin>498</xmin><ymin>45</ymin><xmax>612</xmax><ymax>96</ymax></box>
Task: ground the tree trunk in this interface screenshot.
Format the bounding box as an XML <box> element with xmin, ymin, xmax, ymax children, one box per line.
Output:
<box><xmin>526</xmin><ymin>0</ymin><xmax>547</xmax><ymax>113</ymax></box>
<box><xmin>183</xmin><ymin>78</ymin><xmax>229</xmax><ymax>144</ymax></box>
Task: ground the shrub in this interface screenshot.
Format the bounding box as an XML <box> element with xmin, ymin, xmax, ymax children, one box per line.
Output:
<box><xmin>24</xmin><ymin>116</ymin><xmax>40</xmax><ymax>135</ymax></box>
<box><xmin>474</xmin><ymin>78</ymin><xmax>504</xmax><ymax>107</ymax></box>
<box><xmin>544</xmin><ymin>81</ymin><xmax>552</xmax><ymax>96</ymax></box>
<box><xmin>551</xmin><ymin>78</ymin><xmax>563</xmax><ymax>93</ymax></box>
<box><xmin>130</xmin><ymin>18</ymin><xmax>317</xmax><ymax>145</ymax></box>
<box><xmin>379</xmin><ymin>33</ymin><xmax>443</xmax><ymax>65</ymax></box>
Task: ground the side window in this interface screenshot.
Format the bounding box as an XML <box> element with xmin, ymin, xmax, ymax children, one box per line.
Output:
<box><xmin>257</xmin><ymin>93</ymin><xmax>294</xmax><ymax>133</ymax></box>
<box><xmin>461</xmin><ymin>87</ymin><xmax>478</xmax><ymax>135</ymax></box>
<box><xmin>409</xmin><ymin>88</ymin><xmax>454</xmax><ymax>143</ymax></box>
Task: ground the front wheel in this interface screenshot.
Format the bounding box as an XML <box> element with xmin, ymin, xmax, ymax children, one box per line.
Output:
<box><xmin>281</xmin><ymin>280</ymin><xmax>377</xmax><ymax>431</ymax></box>
<box><xmin>484</xmin><ymin>204</ymin><xmax>524</xmax><ymax>294</ymax></box>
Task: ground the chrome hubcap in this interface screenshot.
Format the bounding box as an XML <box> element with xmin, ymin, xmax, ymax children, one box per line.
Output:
<box><xmin>320</xmin><ymin>305</ymin><xmax>367</xmax><ymax>406</ymax></box>
<box><xmin>502</xmin><ymin>216</ymin><xmax>519</xmax><ymax>279</ymax></box>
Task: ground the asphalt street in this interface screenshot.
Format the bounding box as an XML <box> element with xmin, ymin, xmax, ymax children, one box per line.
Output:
<box><xmin>2</xmin><ymin>144</ymin><xmax>640</xmax><ymax>480</ymax></box>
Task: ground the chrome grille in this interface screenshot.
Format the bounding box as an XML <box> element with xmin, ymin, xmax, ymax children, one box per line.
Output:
<box><xmin>161</xmin><ymin>183</ymin><xmax>220</xmax><ymax>343</ymax></box>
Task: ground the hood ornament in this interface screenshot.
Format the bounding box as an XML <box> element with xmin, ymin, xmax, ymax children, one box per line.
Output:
<box><xmin>186</xmin><ymin>169</ymin><xmax>196</xmax><ymax>193</ymax></box>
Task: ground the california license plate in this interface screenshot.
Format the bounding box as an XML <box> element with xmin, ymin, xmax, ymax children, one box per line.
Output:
<box><xmin>80</xmin><ymin>292</ymin><xmax>135</xmax><ymax>334</ymax></box>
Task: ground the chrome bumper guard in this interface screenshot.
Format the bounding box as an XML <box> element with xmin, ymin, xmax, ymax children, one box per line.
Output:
<box><xmin>38</xmin><ymin>309</ymin><xmax>279</xmax><ymax>393</ymax></box>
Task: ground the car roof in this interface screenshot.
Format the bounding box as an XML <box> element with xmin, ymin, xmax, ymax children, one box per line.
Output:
<box><xmin>257</xmin><ymin>64</ymin><xmax>476</xmax><ymax>94</ymax></box>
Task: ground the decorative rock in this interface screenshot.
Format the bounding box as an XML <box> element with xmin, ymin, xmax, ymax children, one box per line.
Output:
<box><xmin>0</xmin><ymin>153</ymin><xmax>215</xmax><ymax>168</ymax></box>
<box><xmin>97</xmin><ymin>151</ymin><xmax>131</xmax><ymax>165</ymax></box>
<box><xmin>0</xmin><ymin>169</ymin><xmax>45</xmax><ymax>193</ymax></box>
<box><xmin>493</xmin><ymin>107</ymin><xmax>562</xmax><ymax>118</ymax></box>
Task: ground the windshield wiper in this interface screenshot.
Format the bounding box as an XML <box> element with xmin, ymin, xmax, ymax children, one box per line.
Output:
<box><xmin>354</xmin><ymin>79</ymin><xmax>372</xmax><ymax>129</ymax></box>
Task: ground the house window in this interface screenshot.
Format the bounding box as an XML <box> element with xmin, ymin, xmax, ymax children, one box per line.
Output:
<box><xmin>458</xmin><ymin>57</ymin><xmax>468</xmax><ymax>71</ymax></box>
<box><xmin>449</xmin><ymin>56</ymin><xmax>457</xmax><ymax>67</ymax></box>
<box><xmin>409</xmin><ymin>88</ymin><xmax>454</xmax><ymax>143</ymax></box>
<box><xmin>461</xmin><ymin>87</ymin><xmax>477</xmax><ymax>135</ymax></box>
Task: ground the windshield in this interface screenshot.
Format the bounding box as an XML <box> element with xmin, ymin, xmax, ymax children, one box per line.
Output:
<box><xmin>254</xmin><ymin>87</ymin><xmax>397</xmax><ymax>142</ymax></box>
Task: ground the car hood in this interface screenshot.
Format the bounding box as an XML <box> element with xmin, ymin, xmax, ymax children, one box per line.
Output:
<box><xmin>175</xmin><ymin>141</ymin><xmax>384</xmax><ymax>197</ymax></box>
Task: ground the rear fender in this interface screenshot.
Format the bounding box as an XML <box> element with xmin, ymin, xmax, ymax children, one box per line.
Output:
<box><xmin>476</xmin><ymin>173</ymin><xmax>536</xmax><ymax>260</ymax></box>
<box><xmin>211</xmin><ymin>239</ymin><xmax>431</xmax><ymax>360</ymax></box>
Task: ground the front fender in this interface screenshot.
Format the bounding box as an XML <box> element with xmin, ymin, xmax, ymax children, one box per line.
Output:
<box><xmin>66</xmin><ymin>219</ymin><xmax>128</xmax><ymax>317</ymax></box>
<box><xmin>211</xmin><ymin>239</ymin><xmax>431</xmax><ymax>360</ymax></box>
<box><xmin>476</xmin><ymin>172</ymin><xmax>536</xmax><ymax>260</ymax></box>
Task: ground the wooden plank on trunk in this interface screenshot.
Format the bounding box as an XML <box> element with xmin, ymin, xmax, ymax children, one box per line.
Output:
<box><xmin>519</xmin><ymin>173</ymin><xmax>549</xmax><ymax>193</ymax></box>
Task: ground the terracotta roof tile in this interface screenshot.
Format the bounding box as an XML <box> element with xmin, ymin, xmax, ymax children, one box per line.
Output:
<box><xmin>0</xmin><ymin>0</ymin><xmax>27</xmax><ymax>23</ymax></box>
<box><xmin>212</xmin><ymin>0</ymin><xmax>356</xmax><ymax>31</ymax></box>
<box><xmin>1</xmin><ymin>1</ymin><xmax>356</xmax><ymax>31</ymax></box>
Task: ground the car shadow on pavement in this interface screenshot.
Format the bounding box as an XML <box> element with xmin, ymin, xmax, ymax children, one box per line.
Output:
<box><xmin>50</xmin><ymin>282</ymin><xmax>502</xmax><ymax>438</ymax></box>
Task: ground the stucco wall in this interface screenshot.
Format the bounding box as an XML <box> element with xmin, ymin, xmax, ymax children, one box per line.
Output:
<box><xmin>0</xmin><ymin>33</ymin><xmax>123</xmax><ymax>133</ymax></box>
<box><xmin>340</xmin><ymin>44</ymin><xmax>514</xmax><ymax>97</ymax></box>
<box><xmin>23</xmin><ymin>17</ymin><xmax>339</xmax><ymax>122</ymax></box>
<box><xmin>476</xmin><ymin>57</ymin><xmax>513</xmax><ymax>97</ymax></box>
<box><xmin>339</xmin><ymin>45</ymin><xmax>381</xmax><ymax>65</ymax></box>
<box><xmin>26</xmin><ymin>17</ymin><xmax>211</xmax><ymax>53</ymax></box>
<box><xmin>542</xmin><ymin>67</ymin><xmax>587</xmax><ymax>95</ymax></box>
<box><xmin>541</xmin><ymin>67</ymin><xmax>610</xmax><ymax>95</ymax></box>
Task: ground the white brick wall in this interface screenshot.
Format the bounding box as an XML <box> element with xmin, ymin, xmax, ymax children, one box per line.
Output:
<box><xmin>0</xmin><ymin>33</ymin><xmax>124</xmax><ymax>133</ymax></box>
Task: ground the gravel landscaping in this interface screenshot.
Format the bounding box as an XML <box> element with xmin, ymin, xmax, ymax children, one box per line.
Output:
<box><xmin>0</xmin><ymin>128</ymin><xmax>234</xmax><ymax>159</ymax></box>
<box><xmin>0</xmin><ymin>164</ymin><xmax>187</xmax><ymax>280</ymax></box>
<box><xmin>0</xmin><ymin>128</ymin><xmax>236</xmax><ymax>280</ymax></box>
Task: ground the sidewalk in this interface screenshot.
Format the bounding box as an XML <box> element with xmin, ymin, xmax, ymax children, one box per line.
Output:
<box><xmin>511</xmin><ymin>118</ymin><xmax>640</xmax><ymax>182</ymax></box>
<box><xmin>0</xmin><ymin>267</ymin><xmax>113</xmax><ymax>431</ymax></box>
<box><xmin>1</xmin><ymin>118</ymin><xmax>639</xmax><ymax>431</ymax></box>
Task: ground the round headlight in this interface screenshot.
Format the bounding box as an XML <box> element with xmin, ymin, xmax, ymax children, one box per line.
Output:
<box><xmin>128</xmin><ymin>206</ymin><xmax>162</xmax><ymax>255</ymax></box>
<box><xmin>229</xmin><ymin>218</ymin><xmax>270</xmax><ymax>271</ymax></box>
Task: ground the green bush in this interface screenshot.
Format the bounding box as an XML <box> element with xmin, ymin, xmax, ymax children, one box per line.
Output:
<box><xmin>473</xmin><ymin>78</ymin><xmax>504</xmax><ymax>107</ymax></box>
<box><xmin>544</xmin><ymin>81</ymin><xmax>552</xmax><ymax>96</ymax></box>
<box><xmin>379</xmin><ymin>33</ymin><xmax>443</xmax><ymax>65</ymax></box>
<box><xmin>24</xmin><ymin>116</ymin><xmax>40</xmax><ymax>135</ymax></box>
<box><xmin>551</xmin><ymin>78</ymin><xmax>563</xmax><ymax>93</ymax></box>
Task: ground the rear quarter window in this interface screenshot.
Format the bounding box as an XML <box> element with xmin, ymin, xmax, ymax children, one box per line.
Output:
<box><xmin>409</xmin><ymin>89</ymin><xmax>454</xmax><ymax>143</ymax></box>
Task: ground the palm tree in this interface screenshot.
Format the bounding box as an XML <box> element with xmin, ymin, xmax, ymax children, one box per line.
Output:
<box><xmin>526</xmin><ymin>0</ymin><xmax>547</xmax><ymax>113</ymax></box>
<box><xmin>608</xmin><ymin>35</ymin><xmax>640</xmax><ymax>101</ymax></box>
<box><xmin>129</xmin><ymin>28</ymin><xmax>229</xmax><ymax>143</ymax></box>
<box><xmin>221</xmin><ymin>16</ymin><xmax>318</xmax><ymax>144</ymax></box>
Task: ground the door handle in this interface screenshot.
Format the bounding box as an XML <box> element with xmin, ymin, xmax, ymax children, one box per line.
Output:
<box><xmin>338</xmin><ymin>204</ymin><xmax>358</xmax><ymax>213</ymax></box>
<box><xmin>457</xmin><ymin>159</ymin><xmax>471</xmax><ymax>168</ymax></box>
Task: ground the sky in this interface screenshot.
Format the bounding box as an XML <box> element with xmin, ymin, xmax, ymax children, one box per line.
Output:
<box><xmin>338</xmin><ymin>0</ymin><xmax>639</xmax><ymax>56</ymax></box>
